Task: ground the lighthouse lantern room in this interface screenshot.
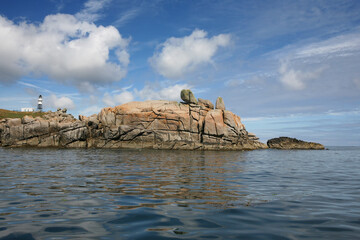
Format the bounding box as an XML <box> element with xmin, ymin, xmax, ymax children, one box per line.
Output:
<box><xmin>37</xmin><ymin>95</ymin><xmax>43</xmax><ymax>112</ymax></box>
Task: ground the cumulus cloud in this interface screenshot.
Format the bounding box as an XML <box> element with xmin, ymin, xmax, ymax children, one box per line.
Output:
<box><xmin>135</xmin><ymin>83</ymin><xmax>192</xmax><ymax>101</ymax></box>
<box><xmin>79</xmin><ymin>105</ymin><xmax>103</xmax><ymax>116</ymax></box>
<box><xmin>46</xmin><ymin>94</ymin><xmax>75</xmax><ymax>109</ymax></box>
<box><xmin>103</xmin><ymin>91</ymin><xmax>134</xmax><ymax>107</ymax></box>
<box><xmin>101</xmin><ymin>83</ymin><xmax>192</xmax><ymax>107</ymax></box>
<box><xmin>278</xmin><ymin>61</ymin><xmax>324</xmax><ymax>90</ymax></box>
<box><xmin>149</xmin><ymin>29</ymin><xmax>230</xmax><ymax>79</ymax></box>
<box><xmin>0</xmin><ymin>14</ymin><xmax>129</xmax><ymax>90</ymax></box>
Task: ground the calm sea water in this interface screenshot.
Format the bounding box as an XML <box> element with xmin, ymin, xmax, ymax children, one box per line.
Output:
<box><xmin>0</xmin><ymin>147</ymin><xmax>359</xmax><ymax>239</ymax></box>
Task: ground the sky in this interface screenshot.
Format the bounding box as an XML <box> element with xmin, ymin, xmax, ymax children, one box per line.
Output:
<box><xmin>0</xmin><ymin>0</ymin><xmax>359</xmax><ymax>146</ymax></box>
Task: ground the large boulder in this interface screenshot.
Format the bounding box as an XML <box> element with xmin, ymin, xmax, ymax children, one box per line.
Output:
<box><xmin>204</xmin><ymin>109</ymin><xmax>225</xmax><ymax>136</ymax></box>
<box><xmin>181</xmin><ymin>89</ymin><xmax>198</xmax><ymax>104</ymax></box>
<box><xmin>267</xmin><ymin>137</ymin><xmax>324</xmax><ymax>150</ymax></box>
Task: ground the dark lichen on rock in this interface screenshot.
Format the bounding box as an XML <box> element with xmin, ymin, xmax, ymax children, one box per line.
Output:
<box><xmin>267</xmin><ymin>137</ymin><xmax>325</xmax><ymax>150</ymax></box>
<box><xmin>180</xmin><ymin>89</ymin><xmax>198</xmax><ymax>104</ymax></box>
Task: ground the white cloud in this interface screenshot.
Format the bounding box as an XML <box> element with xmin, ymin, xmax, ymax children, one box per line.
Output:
<box><xmin>46</xmin><ymin>94</ymin><xmax>75</xmax><ymax>110</ymax></box>
<box><xmin>294</xmin><ymin>33</ymin><xmax>360</xmax><ymax>59</ymax></box>
<box><xmin>103</xmin><ymin>91</ymin><xmax>134</xmax><ymax>107</ymax></box>
<box><xmin>79</xmin><ymin>105</ymin><xmax>103</xmax><ymax>116</ymax></box>
<box><xmin>0</xmin><ymin>14</ymin><xmax>129</xmax><ymax>90</ymax></box>
<box><xmin>149</xmin><ymin>29</ymin><xmax>230</xmax><ymax>79</ymax></box>
<box><xmin>269</xmin><ymin>32</ymin><xmax>360</xmax><ymax>64</ymax></box>
<box><xmin>111</xmin><ymin>85</ymin><xmax>133</xmax><ymax>93</ymax></box>
<box><xmin>135</xmin><ymin>83</ymin><xmax>192</xmax><ymax>101</ymax></box>
<box><xmin>224</xmin><ymin>75</ymin><xmax>266</xmax><ymax>88</ymax></box>
<box><xmin>278</xmin><ymin>61</ymin><xmax>324</xmax><ymax>90</ymax></box>
<box><xmin>101</xmin><ymin>83</ymin><xmax>192</xmax><ymax>107</ymax></box>
<box><xmin>75</xmin><ymin>0</ymin><xmax>111</xmax><ymax>22</ymax></box>
<box><xmin>325</xmin><ymin>109</ymin><xmax>360</xmax><ymax>116</ymax></box>
<box><xmin>18</xmin><ymin>81</ymin><xmax>52</xmax><ymax>94</ymax></box>
<box><xmin>114</xmin><ymin>8</ymin><xmax>141</xmax><ymax>27</ymax></box>
<box><xmin>224</xmin><ymin>79</ymin><xmax>243</xmax><ymax>87</ymax></box>
<box><xmin>114</xmin><ymin>91</ymin><xmax>134</xmax><ymax>105</ymax></box>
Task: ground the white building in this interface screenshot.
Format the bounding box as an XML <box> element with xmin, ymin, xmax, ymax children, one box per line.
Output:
<box><xmin>21</xmin><ymin>108</ymin><xmax>35</xmax><ymax>112</ymax></box>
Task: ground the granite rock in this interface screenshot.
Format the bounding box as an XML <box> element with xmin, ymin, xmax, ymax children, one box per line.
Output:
<box><xmin>0</xmin><ymin>108</ymin><xmax>87</xmax><ymax>148</ymax></box>
<box><xmin>0</xmin><ymin>93</ymin><xmax>267</xmax><ymax>150</ymax></box>
<box><xmin>215</xmin><ymin>97</ymin><xmax>225</xmax><ymax>110</ymax></box>
<box><xmin>198</xmin><ymin>98</ymin><xmax>214</xmax><ymax>109</ymax></box>
<box><xmin>181</xmin><ymin>89</ymin><xmax>198</xmax><ymax>104</ymax></box>
<box><xmin>267</xmin><ymin>137</ymin><xmax>325</xmax><ymax>150</ymax></box>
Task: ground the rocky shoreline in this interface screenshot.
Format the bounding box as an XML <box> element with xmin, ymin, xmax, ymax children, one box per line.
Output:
<box><xmin>0</xmin><ymin>90</ymin><xmax>268</xmax><ymax>150</ymax></box>
<box><xmin>0</xmin><ymin>90</ymin><xmax>324</xmax><ymax>150</ymax></box>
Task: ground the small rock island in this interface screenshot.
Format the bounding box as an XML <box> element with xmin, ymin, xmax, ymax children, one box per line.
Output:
<box><xmin>267</xmin><ymin>137</ymin><xmax>325</xmax><ymax>150</ymax></box>
<box><xmin>0</xmin><ymin>89</ymin><xmax>267</xmax><ymax>150</ymax></box>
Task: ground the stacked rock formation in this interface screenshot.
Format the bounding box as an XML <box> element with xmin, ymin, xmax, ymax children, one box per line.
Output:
<box><xmin>267</xmin><ymin>137</ymin><xmax>325</xmax><ymax>150</ymax></box>
<box><xmin>0</xmin><ymin>90</ymin><xmax>267</xmax><ymax>150</ymax></box>
<box><xmin>181</xmin><ymin>89</ymin><xmax>198</xmax><ymax>104</ymax></box>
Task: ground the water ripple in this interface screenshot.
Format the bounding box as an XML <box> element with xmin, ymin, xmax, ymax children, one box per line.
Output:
<box><xmin>0</xmin><ymin>147</ymin><xmax>359</xmax><ymax>239</ymax></box>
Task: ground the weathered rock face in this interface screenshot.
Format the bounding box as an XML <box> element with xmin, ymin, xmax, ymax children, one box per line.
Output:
<box><xmin>0</xmin><ymin>99</ymin><xmax>267</xmax><ymax>150</ymax></box>
<box><xmin>0</xmin><ymin>109</ymin><xmax>88</xmax><ymax>148</ymax></box>
<box><xmin>267</xmin><ymin>137</ymin><xmax>325</xmax><ymax>150</ymax></box>
<box><xmin>198</xmin><ymin>98</ymin><xmax>214</xmax><ymax>109</ymax></box>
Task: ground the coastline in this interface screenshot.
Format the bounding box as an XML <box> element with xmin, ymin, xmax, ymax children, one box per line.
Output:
<box><xmin>0</xmin><ymin>90</ymin><xmax>324</xmax><ymax>151</ymax></box>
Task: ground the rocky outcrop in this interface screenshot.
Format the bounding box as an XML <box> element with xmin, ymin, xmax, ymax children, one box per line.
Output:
<box><xmin>215</xmin><ymin>97</ymin><xmax>225</xmax><ymax>110</ymax></box>
<box><xmin>0</xmin><ymin>109</ymin><xmax>88</xmax><ymax>148</ymax></box>
<box><xmin>0</xmin><ymin>91</ymin><xmax>267</xmax><ymax>150</ymax></box>
<box><xmin>267</xmin><ymin>137</ymin><xmax>325</xmax><ymax>150</ymax></box>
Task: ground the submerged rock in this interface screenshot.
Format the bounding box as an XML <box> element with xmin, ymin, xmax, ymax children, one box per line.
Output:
<box><xmin>267</xmin><ymin>137</ymin><xmax>324</xmax><ymax>150</ymax></box>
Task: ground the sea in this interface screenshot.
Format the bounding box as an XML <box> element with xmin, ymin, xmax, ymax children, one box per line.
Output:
<box><xmin>0</xmin><ymin>147</ymin><xmax>359</xmax><ymax>239</ymax></box>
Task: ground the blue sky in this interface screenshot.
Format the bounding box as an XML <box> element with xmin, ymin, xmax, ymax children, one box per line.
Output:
<box><xmin>0</xmin><ymin>0</ymin><xmax>359</xmax><ymax>146</ymax></box>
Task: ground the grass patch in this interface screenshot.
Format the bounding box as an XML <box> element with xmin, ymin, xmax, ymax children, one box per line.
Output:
<box><xmin>0</xmin><ymin>109</ymin><xmax>45</xmax><ymax>119</ymax></box>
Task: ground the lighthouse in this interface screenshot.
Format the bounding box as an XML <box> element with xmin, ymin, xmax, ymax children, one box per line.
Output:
<box><xmin>37</xmin><ymin>95</ymin><xmax>43</xmax><ymax>112</ymax></box>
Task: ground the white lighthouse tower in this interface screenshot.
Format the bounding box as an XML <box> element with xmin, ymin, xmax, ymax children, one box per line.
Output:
<box><xmin>37</xmin><ymin>95</ymin><xmax>43</xmax><ymax>112</ymax></box>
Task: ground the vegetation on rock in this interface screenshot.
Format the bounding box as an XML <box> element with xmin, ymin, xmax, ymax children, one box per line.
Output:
<box><xmin>0</xmin><ymin>109</ymin><xmax>45</xmax><ymax>119</ymax></box>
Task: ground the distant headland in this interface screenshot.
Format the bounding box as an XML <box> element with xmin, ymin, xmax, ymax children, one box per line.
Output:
<box><xmin>0</xmin><ymin>89</ymin><xmax>324</xmax><ymax>150</ymax></box>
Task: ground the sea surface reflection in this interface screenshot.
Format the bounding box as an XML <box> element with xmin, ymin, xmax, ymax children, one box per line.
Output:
<box><xmin>0</xmin><ymin>147</ymin><xmax>359</xmax><ymax>239</ymax></box>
